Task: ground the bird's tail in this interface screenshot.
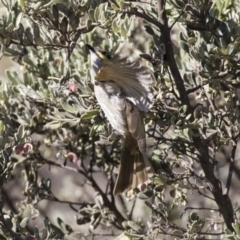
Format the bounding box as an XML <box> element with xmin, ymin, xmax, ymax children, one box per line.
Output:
<box><xmin>113</xmin><ymin>134</ymin><xmax>154</xmax><ymax>195</ymax></box>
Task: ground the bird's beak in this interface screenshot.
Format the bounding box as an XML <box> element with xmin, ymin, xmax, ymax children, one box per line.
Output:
<box><xmin>86</xmin><ymin>44</ymin><xmax>102</xmax><ymax>74</ymax></box>
<box><xmin>86</xmin><ymin>44</ymin><xmax>95</xmax><ymax>53</ymax></box>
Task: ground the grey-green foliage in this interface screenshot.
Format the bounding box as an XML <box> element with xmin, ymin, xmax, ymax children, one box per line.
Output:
<box><xmin>0</xmin><ymin>0</ymin><xmax>240</xmax><ymax>239</ymax></box>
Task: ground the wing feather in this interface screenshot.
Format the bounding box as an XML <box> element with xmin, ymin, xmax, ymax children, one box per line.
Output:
<box><xmin>94</xmin><ymin>81</ymin><xmax>127</xmax><ymax>136</ymax></box>
<box><xmin>96</xmin><ymin>56</ymin><xmax>154</xmax><ymax>112</ymax></box>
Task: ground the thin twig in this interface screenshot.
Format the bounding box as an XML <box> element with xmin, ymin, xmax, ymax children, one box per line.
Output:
<box><xmin>67</xmin><ymin>24</ymin><xmax>98</xmax><ymax>60</ymax></box>
<box><xmin>156</xmin><ymin>0</ymin><xmax>165</xmax><ymax>23</ymax></box>
<box><xmin>169</xmin><ymin>4</ymin><xmax>191</xmax><ymax>30</ymax></box>
<box><xmin>123</xmin><ymin>7</ymin><xmax>162</xmax><ymax>29</ymax></box>
<box><xmin>186</xmin><ymin>84</ymin><xmax>206</xmax><ymax>94</ymax></box>
<box><xmin>184</xmin><ymin>207</ymin><xmax>219</xmax><ymax>212</ymax></box>
<box><xmin>0</xmin><ymin>213</ymin><xmax>24</xmax><ymax>240</ymax></box>
<box><xmin>129</xmin><ymin>198</ymin><xmax>137</xmax><ymax>219</ymax></box>
<box><xmin>166</xmin><ymin>66</ymin><xmax>181</xmax><ymax>100</ymax></box>
<box><xmin>38</xmin><ymin>195</ymin><xmax>94</xmax><ymax>207</ymax></box>
<box><xmin>32</xmin><ymin>153</ymin><xmax>126</xmax><ymax>228</ymax></box>
<box><xmin>224</xmin><ymin>142</ymin><xmax>237</xmax><ymax>195</ymax></box>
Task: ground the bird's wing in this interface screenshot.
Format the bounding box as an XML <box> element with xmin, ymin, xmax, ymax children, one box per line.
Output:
<box><xmin>94</xmin><ymin>81</ymin><xmax>127</xmax><ymax>136</ymax></box>
<box><xmin>95</xmin><ymin>56</ymin><xmax>154</xmax><ymax>112</ymax></box>
<box><xmin>94</xmin><ymin>80</ymin><xmax>147</xmax><ymax>148</ymax></box>
<box><xmin>114</xmin><ymin>100</ymin><xmax>154</xmax><ymax>195</ymax></box>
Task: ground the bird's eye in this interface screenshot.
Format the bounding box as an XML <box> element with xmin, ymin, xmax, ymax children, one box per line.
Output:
<box><xmin>100</xmin><ymin>51</ymin><xmax>111</xmax><ymax>59</ymax></box>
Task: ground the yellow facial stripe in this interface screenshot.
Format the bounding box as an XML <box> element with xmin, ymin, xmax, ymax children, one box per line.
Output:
<box><xmin>97</xmin><ymin>51</ymin><xmax>108</xmax><ymax>60</ymax></box>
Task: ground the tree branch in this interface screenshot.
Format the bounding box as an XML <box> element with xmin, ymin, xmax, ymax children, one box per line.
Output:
<box><xmin>126</xmin><ymin>2</ymin><xmax>235</xmax><ymax>232</ymax></box>
<box><xmin>224</xmin><ymin>141</ymin><xmax>237</xmax><ymax>195</ymax></box>
<box><xmin>0</xmin><ymin>212</ymin><xmax>24</xmax><ymax>240</ymax></box>
<box><xmin>32</xmin><ymin>153</ymin><xmax>125</xmax><ymax>229</ymax></box>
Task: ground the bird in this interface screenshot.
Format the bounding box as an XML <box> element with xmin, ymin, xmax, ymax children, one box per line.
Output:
<box><xmin>86</xmin><ymin>44</ymin><xmax>155</xmax><ymax>195</ymax></box>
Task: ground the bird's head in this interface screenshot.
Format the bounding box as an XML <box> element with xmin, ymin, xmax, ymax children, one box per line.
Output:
<box><xmin>86</xmin><ymin>44</ymin><xmax>111</xmax><ymax>74</ymax></box>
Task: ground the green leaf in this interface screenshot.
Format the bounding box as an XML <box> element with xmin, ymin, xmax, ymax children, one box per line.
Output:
<box><xmin>11</xmin><ymin>218</ymin><xmax>17</xmax><ymax>232</ymax></box>
<box><xmin>224</xmin><ymin>229</ymin><xmax>236</xmax><ymax>240</ymax></box>
<box><xmin>18</xmin><ymin>0</ymin><xmax>25</xmax><ymax>9</ymax></box>
<box><xmin>41</xmin><ymin>228</ymin><xmax>48</xmax><ymax>240</ymax></box>
<box><xmin>5</xmin><ymin>70</ymin><xmax>18</xmax><ymax>85</ymax></box>
<box><xmin>179</xmin><ymin>105</ymin><xmax>188</xmax><ymax>116</ymax></box>
<box><xmin>61</xmin><ymin>120</ymin><xmax>78</xmax><ymax>128</ymax></box>
<box><xmin>223</xmin><ymin>0</ymin><xmax>231</xmax><ymax>9</ymax></box>
<box><xmin>56</xmin><ymin>3</ymin><xmax>72</xmax><ymax>17</ymax></box>
<box><xmin>94</xmin><ymin>7</ymin><xmax>100</xmax><ymax>22</ymax></box>
<box><xmin>112</xmin><ymin>18</ymin><xmax>119</xmax><ymax>33</ymax></box>
<box><xmin>25</xmin><ymin>27</ymin><xmax>34</xmax><ymax>43</ymax></box>
<box><xmin>60</xmin><ymin>99</ymin><xmax>77</xmax><ymax>113</ymax></box>
<box><xmin>39</xmin><ymin>79</ymin><xmax>49</xmax><ymax>90</ymax></box>
<box><xmin>20</xmin><ymin>217</ymin><xmax>29</xmax><ymax>228</ymax></box>
<box><xmin>124</xmin><ymin>231</ymin><xmax>143</xmax><ymax>239</ymax></box>
<box><xmin>114</xmin><ymin>233</ymin><xmax>128</xmax><ymax>240</ymax></box>
<box><xmin>81</xmin><ymin>110</ymin><xmax>99</xmax><ymax>120</ymax></box>
<box><xmin>34</xmin><ymin>37</ymin><xmax>45</xmax><ymax>46</ymax></box>
<box><xmin>127</xmin><ymin>221</ymin><xmax>141</xmax><ymax>232</ymax></box>
<box><xmin>33</xmin><ymin>24</ymin><xmax>40</xmax><ymax>38</ymax></box>
<box><xmin>154</xmin><ymin>184</ymin><xmax>165</xmax><ymax>192</ymax></box>
<box><xmin>144</xmin><ymin>25</ymin><xmax>155</xmax><ymax>35</ymax></box>
<box><xmin>32</xmin><ymin>2</ymin><xmax>42</xmax><ymax>10</ymax></box>
<box><xmin>187</xmin><ymin>37</ymin><xmax>196</xmax><ymax>45</ymax></box>
<box><xmin>176</xmin><ymin>119</ymin><xmax>183</xmax><ymax>126</ymax></box>
<box><xmin>43</xmin><ymin>217</ymin><xmax>51</xmax><ymax>232</ymax></box>
<box><xmin>45</xmin><ymin>121</ymin><xmax>61</xmax><ymax>129</ymax></box>
<box><xmin>89</xmin><ymin>124</ymin><xmax>99</xmax><ymax>137</ymax></box>
<box><xmin>3</xmin><ymin>47</ymin><xmax>22</xmax><ymax>57</ymax></box>
<box><xmin>52</xmin><ymin>4</ymin><xmax>59</xmax><ymax>27</ymax></box>
<box><xmin>60</xmin><ymin>16</ymin><xmax>68</xmax><ymax>34</ymax></box>
<box><xmin>88</xmin><ymin>9</ymin><xmax>95</xmax><ymax>21</ymax></box>
<box><xmin>153</xmin><ymin>176</ymin><xmax>165</xmax><ymax>185</ymax></box>
<box><xmin>14</xmin><ymin>125</ymin><xmax>25</xmax><ymax>142</ymax></box>
<box><xmin>120</xmin><ymin>22</ymin><xmax>128</xmax><ymax>37</ymax></box>
<box><xmin>0</xmin><ymin>121</ymin><xmax>5</xmax><ymax>135</ymax></box>
<box><xmin>34</xmin><ymin>226</ymin><xmax>40</xmax><ymax>239</ymax></box>
<box><xmin>180</xmin><ymin>40</ymin><xmax>189</xmax><ymax>53</ymax></box>
<box><xmin>15</xmin><ymin>12</ymin><xmax>23</xmax><ymax>27</ymax></box>
<box><xmin>111</xmin><ymin>3</ymin><xmax>119</xmax><ymax>10</ymax></box>
<box><xmin>232</xmin><ymin>222</ymin><xmax>240</xmax><ymax>236</ymax></box>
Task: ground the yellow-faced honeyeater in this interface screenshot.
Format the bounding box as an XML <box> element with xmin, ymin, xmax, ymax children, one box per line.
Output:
<box><xmin>86</xmin><ymin>44</ymin><xmax>155</xmax><ymax>195</ymax></box>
